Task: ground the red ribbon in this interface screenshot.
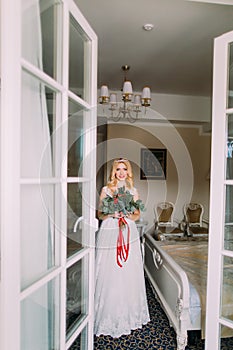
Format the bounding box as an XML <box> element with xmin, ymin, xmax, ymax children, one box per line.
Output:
<box><xmin>116</xmin><ymin>217</ymin><xmax>130</xmax><ymax>267</ymax></box>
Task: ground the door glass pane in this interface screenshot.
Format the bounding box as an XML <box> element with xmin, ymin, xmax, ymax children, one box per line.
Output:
<box><xmin>66</xmin><ymin>257</ymin><xmax>89</xmax><ymax>338</ymax></box>
<box><xmin>221</xmin><ymin>256</ymin><xmax>233</xmax><ymax>326</ymax></box>
<box><xmin>21</xmin><ymin>70</ymin><xmax>58</xmax><ymax>178</ymax></box>
<box><xmin>21</xmin><ymin>184</ymin><xmax>59</xmax><ymax>289</ymax></box>
<box><xmin>68</xmin><ymin>99</ymin><xmax>84</xmax><ymax>177</ymax></box>
<box><xmin>21</xmin><ymin>277</ymin><xmax>60</xmax><ymax>350</ymax></box>
<box><xmin>67</xmin><ymin>183</ymin><xmax>83</xmax><ymax>257</ymax></box>
<box><xmin>226</xmin><ymin>114</ymin><xmax>233</xmax><ymax>180</ymax></box>
<box><xmin>22</xmin><ymin>0</ymin><xmax>61</xmax><ymax>82</ymax></box>
<box><xmin>69</xmin><ymin>14</ymin><xmax>89</xmax><ymax>101</ymax></box>
<box><xmin>225</xmin><ymin>185</ymin><xmax>233</xmax><ymax>252</ymax></box>
<box><xmin>69</xmin><ymin>325</ymin><xmax>88</xmax><ymax>349</ymax></box>
<box><xmin>224</xmin><ymin>225</ymin><xmax>233</xmax><ymax>251</ymax></box>
<box><xmin>220</xmin><ymin>324</ymin><xmax>233</xmax><ymax>348</ymax></box>
<box><xmin>228</xmin><ymin>42</ymin><xmax>233</xmax><ymax>109</ymax></box>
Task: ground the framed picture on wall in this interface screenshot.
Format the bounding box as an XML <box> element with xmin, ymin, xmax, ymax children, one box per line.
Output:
<box><xmin>140</xmin><ymin>148</ymin><xmax>167</xmax><ymax>180</ymax></box>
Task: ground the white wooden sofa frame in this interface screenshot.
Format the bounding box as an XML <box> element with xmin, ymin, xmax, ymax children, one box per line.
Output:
<box><xmin>144</xmin><ymin>232</ymin><xmax>202</xmax><ymax>350</ymax></box>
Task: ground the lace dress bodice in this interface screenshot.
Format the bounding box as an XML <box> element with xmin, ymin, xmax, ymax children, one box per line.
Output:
<box><xmin>102</xmin><ymin>185</ymin><xmax>137</xmax><ymax>197</ymax></box>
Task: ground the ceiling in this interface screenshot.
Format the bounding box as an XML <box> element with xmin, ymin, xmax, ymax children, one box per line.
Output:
<box><xmin>74</xmin><ymin>0</ymin><xmax>233</xmax><ymax>97</ymax></box>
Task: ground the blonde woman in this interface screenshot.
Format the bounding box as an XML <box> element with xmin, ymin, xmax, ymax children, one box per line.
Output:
<box><xmin>94</xmin><ymin>158</ymin><xmax>150</xmax><ymax>338</ymax></box>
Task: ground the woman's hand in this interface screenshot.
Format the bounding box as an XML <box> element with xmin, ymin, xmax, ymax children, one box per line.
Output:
<box><xmin>114</xmin><ymin>211</ymin><xmax>140</xmax><ymax>221</ymax></box>
<box><xmin>126</xmin><ymin>210</ymin><xmax>140</xmax><ymax>222</ymax></box>
<box><xmin>97</xmin><ymin>211</ymin><xmax>124</xmax><ymax>220</ymax></box>
<box><xmin>113</xmin><ymin>211</ymin><xmax>125</xmax><ymax>219</ymax></box>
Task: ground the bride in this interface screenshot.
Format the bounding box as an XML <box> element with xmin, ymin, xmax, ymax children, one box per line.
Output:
<box><xmin>94</xmin><ymin>158</ymin><xmax>150</xmax><ymax>338</ymax></box>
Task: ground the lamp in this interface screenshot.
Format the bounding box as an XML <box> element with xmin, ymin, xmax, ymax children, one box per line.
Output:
<box><xmin>99</xmin><ymin>65</ymin><xmax>151</xmax><ymax>122</ymax></box>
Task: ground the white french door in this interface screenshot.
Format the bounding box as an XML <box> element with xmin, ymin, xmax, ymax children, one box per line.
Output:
<box><xmin>205</xmin><ymin>30</ymin><xmax>233</xmax><ymax>349</ymax></box>
<box><xmin>0</xmin><ymin>1</ymin><xmax>97</xmax><ymax>349</ymax></box>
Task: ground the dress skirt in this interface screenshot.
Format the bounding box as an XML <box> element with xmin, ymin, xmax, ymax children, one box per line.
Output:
<box><xmin>94</xmin><ymin>217</ymin><xmax>150</xmax><ymax>338</ymax></box>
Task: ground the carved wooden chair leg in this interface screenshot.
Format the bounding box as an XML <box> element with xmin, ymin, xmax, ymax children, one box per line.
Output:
<box><xmin>177</xmin><ymin>333</ymin><xmax>187</xmax><ymax>350</ymax></box>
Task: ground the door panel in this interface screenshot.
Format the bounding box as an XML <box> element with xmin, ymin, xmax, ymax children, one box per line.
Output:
<box><xmin>21</xmin><ymin>70</ymin><xmax>55</xmax><ymax>179</ymax></box>
<box><xmin>67</xmin><ymin>182</ymin><xmax>84</xmax><ymax>257</ymax></box>
<box><xmin>226</xmin><ymin>114</ymin><xmax>233</xmax><ymax>180</ymax></box>
<box><xmin>69</xmin><ymin>15</ymin><xmax>85</xmax><ymax>99</ymax></box>
<box><xmin>228</xmin><ymin>42</ymin><xmax>233</xmax><ymax>109</ymax></box>
<box><xmin>206</xmin><ymin>30</ymin><xmax>233</xmax><ymax>350</ymax></box>
<box><xmin>68</xmin><ymin>325</ymin><xmax>88</xmax><ymax>350</ymax></box>
<box><xmin>21</xmin><ymin>276</ymin><xmax>60</xmax><ymax>350</ymax></box>
<box><xmin>22</xmin><ymin>0</ymin><xmax>62</xmax><ymax>82</ymax></box>
<box><xmin>21</xmin><ymin>183</ymin><xmax>57</xmax><ymax>290</ymax></box>
<box><xmin>1</xmin><ymin>0</ymin><xmax>97</xmax><ymax>349</ymax></box>
<box><xmin>225</xmin><ymin>185</ymin><xmax>233</xmax><ymax>252</ymax></box>
<box><xmin>66</xmin><ymin>256</ymin><xmax>89</xmax><ymax>338</ymax></box>
<box><xmin>67</xmin><ymin>100</ymin><xmax>84</xmax><ymax>178</ymax></box>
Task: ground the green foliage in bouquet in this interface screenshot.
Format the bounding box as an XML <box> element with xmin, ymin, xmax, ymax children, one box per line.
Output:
<box><xmin>100</xmin><ymin>186</ymin><xmax>145</xmax><ymax>216</ymax></box>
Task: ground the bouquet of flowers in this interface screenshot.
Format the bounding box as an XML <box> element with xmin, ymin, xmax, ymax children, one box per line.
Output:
<box><xmin>99</xmin><ymin>186</ymin><xmax>146</xmax><ymax>268</ymax></box>
<box><xmin>99</xmin><ymin>186</ymin><xmax>145</xmax><ymax>217</ymax></box>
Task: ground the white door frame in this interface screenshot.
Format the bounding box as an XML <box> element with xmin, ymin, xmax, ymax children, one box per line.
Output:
<box><xmin>205</xmin><ymin>30</ymin><xmax>233</xmax><ymax>349</ymax></box>
<box><xmin>0</xmin><ymin>1</ymin><xmax>97</xmax><ymax>349</ymax></box>
<box><xmin>0</xmin><ymin>0</ymin><xmax>21</xmax><ymax>349</ymax></box>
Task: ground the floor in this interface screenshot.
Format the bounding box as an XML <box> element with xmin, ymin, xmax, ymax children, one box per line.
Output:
<box><xmin>71</xmin><ymin>278</ymin><xmax>233</xmax><ymax>349</ymax></box>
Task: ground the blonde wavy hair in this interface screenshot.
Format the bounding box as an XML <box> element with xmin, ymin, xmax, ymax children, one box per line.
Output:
<box><xmin>107</xmin><ymin>158</ymin><xmax>134</xmax><ymax>190</ymax></box>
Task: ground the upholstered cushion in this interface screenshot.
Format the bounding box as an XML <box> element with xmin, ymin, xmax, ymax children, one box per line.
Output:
<box><xmin>187</xmin><ymin>207</ymin><xmax>202</xmax><ymax>223</ymax></box>
<box><xmin>158</xmin><ymin>226</ymin><xmax>182</xmax><ymax>234</ymax></box>
<box><xmin>158</xmin><ymin>207</ymin><xmax>173</xmax><ymax>222</ymax></box>
<box><xmin>189</xmin><ymin>226</ymin><xmax>208</xmax><ymax>235</ymax></box>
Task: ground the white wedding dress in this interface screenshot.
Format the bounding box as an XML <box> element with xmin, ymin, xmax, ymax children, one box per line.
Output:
<box><xmin>94</xmin><ymin>187</ymin><xmax>150</xmax><ymax>338</ymax></box>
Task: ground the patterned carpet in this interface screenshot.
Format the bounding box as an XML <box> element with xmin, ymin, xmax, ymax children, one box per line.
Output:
<box><xmin>71</xmin><ymin>278</ymin><xmax>233</xmax><ymax>349</ymax></box>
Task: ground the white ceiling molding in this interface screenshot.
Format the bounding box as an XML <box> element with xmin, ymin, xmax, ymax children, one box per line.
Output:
<box><xmin>186</xmin><ymin>0</ymin><xmax>233</xmax><ymax>5</ymax></box>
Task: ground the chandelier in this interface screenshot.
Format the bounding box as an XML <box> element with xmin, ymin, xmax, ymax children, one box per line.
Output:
<box><xmin>99</xmin><ymin>65</ymin><xmax>151</xmax><ymax>122</ymax></box>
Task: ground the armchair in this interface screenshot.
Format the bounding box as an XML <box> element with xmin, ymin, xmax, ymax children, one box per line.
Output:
<box><xmin>154</xmin><ymin>201</ymin><xmax>183</xmax><ymax>240</ymax></box>
<box><xmin>182</xmin><ymin>202</ymin><xmax>209</xmax><ymax>236</ymax></box>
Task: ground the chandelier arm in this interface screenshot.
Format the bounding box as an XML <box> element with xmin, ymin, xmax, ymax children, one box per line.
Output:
<box><xmin>110</xmin><ymin>108</ymin><xmax>122</xmax><ymax>122</ymax></box>
<box><xmin>127</xmin><ymin>107</ymin><xmax>139</xmax><ymax>123</ymax></box>
<box><xmin>101</xmin><ymin>98</ymin><xmax>148</xmax><ymax>122</ymax></box>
